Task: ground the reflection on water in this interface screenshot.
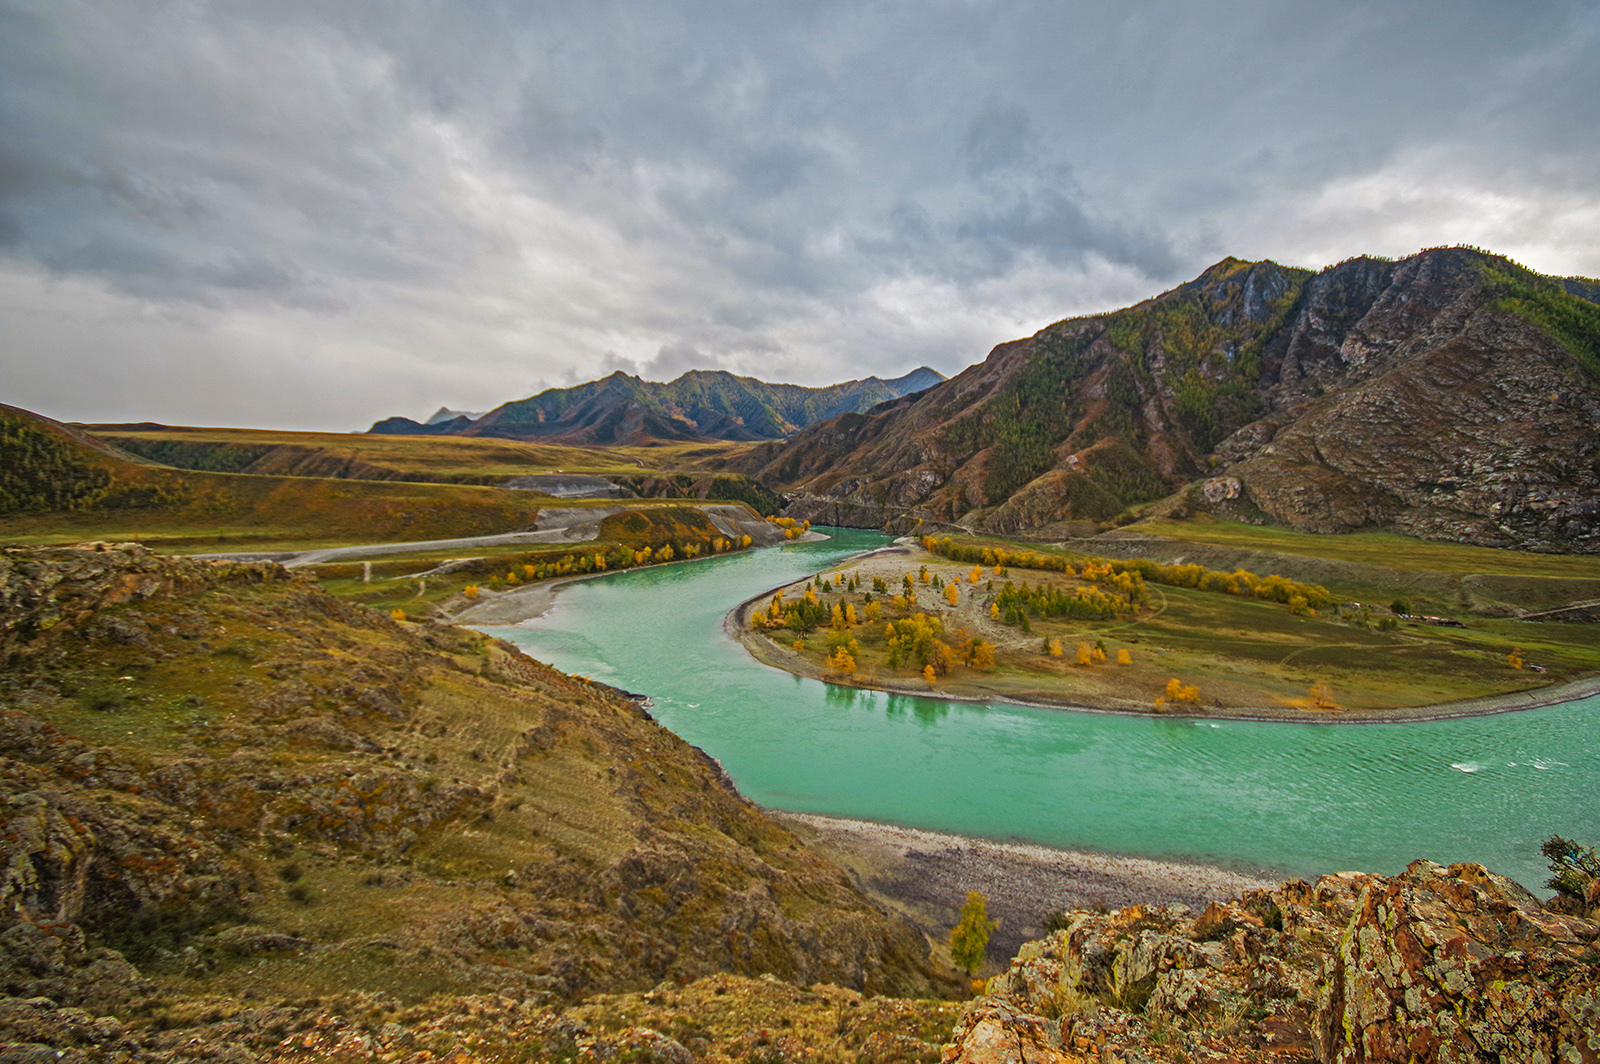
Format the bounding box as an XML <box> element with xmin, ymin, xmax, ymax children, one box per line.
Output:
<box><xmin>493</xmin><ymin>528</ymin><xmax>1600</xmax><ymax>890</ymax></box>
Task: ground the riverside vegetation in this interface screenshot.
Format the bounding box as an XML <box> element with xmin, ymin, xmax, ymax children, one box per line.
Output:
<box><xmin>739</xmin><ymin>532</ymin><xmax>1600</xmax><ymax>716</ymax></box>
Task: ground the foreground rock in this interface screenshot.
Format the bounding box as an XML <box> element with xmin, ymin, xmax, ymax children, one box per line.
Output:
<box><xmin>942</xmin><ymin>861</ymin><xmax>1600</xmax><ymax>1064</ymax></box>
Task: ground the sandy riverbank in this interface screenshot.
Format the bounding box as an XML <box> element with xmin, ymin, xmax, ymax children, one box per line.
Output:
<box><xmin>728</xmin><ymin>547</ymin><xmax>1600</xmax><ymax>724</ymax></box>
<box><xmin>771</xmin><ymin>811</ymin><xmax>1278</xmax><ymax>964</ymax></box>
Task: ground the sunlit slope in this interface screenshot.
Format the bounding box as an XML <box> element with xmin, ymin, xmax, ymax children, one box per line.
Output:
<box><xmin>83</xmin><ymin>423</ymin><xmax>648</xmax><ymax>482</ymax></box>
<box><xmin>1</xmin><ymin>404</ymin><xmax>555</xmax><ymax>549</ymax></box>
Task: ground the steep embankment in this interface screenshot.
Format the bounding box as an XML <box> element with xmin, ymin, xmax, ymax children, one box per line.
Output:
<box><xmin>0</xmin><ymin>544</ymin><xmax>952</xmax><ymax>1058</ymax></box>
<box><xmin>735</xmin><ymin>248</ymin><xmax>1600</xmax><ymax>554</ymax></box>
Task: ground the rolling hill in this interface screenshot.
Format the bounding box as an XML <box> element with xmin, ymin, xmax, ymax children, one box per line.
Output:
<box><xmin>369</xmin><ymin>366</ymin><xmax>945</xmax><ymax>444</ymax></box>
<box><xmin>0</xmin><ymin>404</ymin><xmax>558</xmax><ymax>549</ymax></box>
<box><xmin>733</xmin><ymin>248</ymin><xmax>1600</xmax><ymax>554</ymax></box>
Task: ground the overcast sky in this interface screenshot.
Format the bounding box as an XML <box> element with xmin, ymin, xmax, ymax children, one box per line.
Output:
<box><xmin>3</xmin><ymin>0</ymin><xmax>1598</xmax><ymax>431</ymax></box>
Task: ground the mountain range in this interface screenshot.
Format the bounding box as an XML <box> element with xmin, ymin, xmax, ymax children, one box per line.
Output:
<box><xmin>732</xmin><ymin>247</ymin><xmax>1600</xmax><ymax>554</ymax></box>
<box><xmin>369</xmin><ymin>366</ymin><xmax>945</xmax><ymax>445</ymax></box>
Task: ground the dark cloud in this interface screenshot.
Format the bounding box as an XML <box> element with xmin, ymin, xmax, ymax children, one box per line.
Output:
<box><xmin>0</xmin><ymin>0</ymin><xmax>1597</xmax><ymax>428</ymax></box>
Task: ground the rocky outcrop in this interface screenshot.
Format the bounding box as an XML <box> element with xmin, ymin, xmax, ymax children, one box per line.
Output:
<box><xmin>941</xmin><ymin>861</ymin><xmax>1600</xmax><ymax>1064</ymax></box>
<box><xmin>1315</xmin><ymin>862</ymin><xmax>1600</xmax><ymax>1063</ymax></box>
<box><xmin>0</xmin><ymin>544</ymin><xmax>291</xmax><ymax>666</ymax></box>
<box><xmin>736</xmin><ymin>249</ymin><xmax>1600</xmax><ymax>553</ymax></box>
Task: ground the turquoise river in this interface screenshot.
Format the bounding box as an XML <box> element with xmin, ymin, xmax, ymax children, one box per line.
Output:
<box><xmin>492</xmin><ymin>528</ymin><xmax>1599</xmax><ymax>890</ymax></box>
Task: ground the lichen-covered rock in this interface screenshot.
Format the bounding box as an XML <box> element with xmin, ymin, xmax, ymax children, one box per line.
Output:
<box><xmin>1313</xmin><ymin>859</ymin><xmax>1600</xmax><ymax>1064</ymax></box>
<box><xmin>941</xmin><ymin>864</ymin><xmax>1600</xmax><ymax>1064</ymax></box>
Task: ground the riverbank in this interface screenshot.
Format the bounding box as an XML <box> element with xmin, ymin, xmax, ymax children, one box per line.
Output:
<box><xmin>770</xmin><ymin>811</ymin><xmax>1277</xmax><ymax>965</ymax></box>
<box><xmin>726</xmin><ymin>547</ymin><xmax>1600</xmax><ymax>723</ymax></box>
<box><xmin>447</xmin><ymin>531</ymin><xmax>834</xmax><ymax>625</ymax></box>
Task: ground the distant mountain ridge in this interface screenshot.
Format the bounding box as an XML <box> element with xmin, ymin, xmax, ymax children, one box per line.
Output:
<box><xmin>368</xmin><ymin>366</ymin><xmax>945</xmax><ymax>444</ymax></box>
<box><xmin>732</xmin><ymin>247</ymin><xmax>1600</xmax><ymax>553</ymax></box>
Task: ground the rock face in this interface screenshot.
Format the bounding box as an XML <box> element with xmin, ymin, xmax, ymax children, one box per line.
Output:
<box><xmin>941</xmin><ymin>861</ymin><xmax>1600</xmax><ymax>1064</ymax></box>
<box><xmin>1314</xmin><ymin>862</ymin><xmax>1600</xmax><ymax>1064</ymax></box>
<box><xmin>734</xmin><ymin>248</ymin><xmax>1600</xmax><ymax>553</ymax></box>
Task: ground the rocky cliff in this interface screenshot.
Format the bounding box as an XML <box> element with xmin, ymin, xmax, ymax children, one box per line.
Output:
<box><xmin>734</xmin><ymin>248</ymin><xmax>1600</xmax><ymax>553</ymax></box>
<box><xmin>943</xmin><ymin>860</ymin><xmax>1599</xmax><ymax>1064</ymax></box>
<box><xmin>0</xmin><ymin>544</ymin><xmax>953</xmax><ymax>1060</ymax></box>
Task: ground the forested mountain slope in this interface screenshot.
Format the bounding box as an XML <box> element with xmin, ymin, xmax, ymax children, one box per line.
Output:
<box><xmin>734</xmin><ymin>248</ymin><xmax>1600</xmax><ymax>553</ymax></box>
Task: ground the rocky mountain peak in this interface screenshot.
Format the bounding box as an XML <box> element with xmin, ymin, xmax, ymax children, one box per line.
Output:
<box><xmin>736</xmin><ymin>247</ymin><xmax>1600</xmax><ymax>553</ymax></box>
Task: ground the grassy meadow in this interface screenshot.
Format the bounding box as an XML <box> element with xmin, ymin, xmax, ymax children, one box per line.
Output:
<box><xmin>1130</xmin><ymin>517</ymin><xmax>1600</xmax><ymax>580</ymax></box>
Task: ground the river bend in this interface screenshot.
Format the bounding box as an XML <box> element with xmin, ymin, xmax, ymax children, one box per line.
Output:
<box><xmin>491</xmin><ymin>529</ymin><xmax>1599</xmax><ymax>890</ymax></box>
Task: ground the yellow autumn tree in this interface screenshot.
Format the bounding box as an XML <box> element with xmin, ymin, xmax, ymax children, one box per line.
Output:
<box><xmin>826</xmin><ymin>646</ymin><xmax>857</xmax><ymax>674</ymax></box>
<box><xmin>1310</xmin><ymin>681</ymin><xmax>1338</xmax><ymax>709</ymax></box>
<box><xmin>390</xmin><ymin>608</ymin><xmax>406</xmax><ymax>621</ymax></box>
<box><xmin>969</xmin><ymin>640</ymin><xmax>996</xmax><ymax>669</ymax></box>
<box><xmin>866</xmin><ymin>601</ymin><xmax>882</xmax><ymax>623</ymax></box>
<box><xmin>1116</xmin><ymin>648</ymin><xmax>1132</xmax><ymax>665</ymax></box>
<box><xmin>969</xmin><ymin>566</ymin><xmax>983</xmax><ymax>584</ymax></box>
<box><xmin>990</xmin><ymin>603</ymin><xmax>1001</xmax><ymax>620</ymax></box>
<box><xmin>949</xmin><ymin>891</ymin><xmax>998</xmax><ymax>977</ymax></box>
<box><xmin>944</xmin><ymin>583</ymin><xmax>960</xmax><ymax>606</ymax></box>
<box><xmin>1164</xmin><ymin>678</ymin><xmax>1200</xmax><ymax>704</ymax></box>
<box><xmin>923</xmin><ymin>664</ymin><xmax>937</xmax><ymax>684</ymax></box>
<box><xmin>1076</xmin><ymin>642</ymin><xmax>1094</xmax><ymax>666</ymax></box>
<box><xmin>462</xmin><ymin>584</ymin><xmax>480</xmax><ymax>599</ymax></box>
<box><xmin>845</xmin><ymin>603</ymin><xmax>858</xmax><ymax>625</ymax></box>
<box><xmin>1047</xmin><ymin>637</ymin><xmax>1063</xmax><ymax>657</ymax></box>
<box><xmin>1508</xmin><ymin>649</ymin><xmax>1524</xmax><ymax>669</ymax></box>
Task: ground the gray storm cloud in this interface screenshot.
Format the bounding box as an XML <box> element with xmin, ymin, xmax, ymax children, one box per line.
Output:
<box><xmin>1</xmin><ymin>0</ymin><xmax>1597</xmax><ymax>429</ymax></box>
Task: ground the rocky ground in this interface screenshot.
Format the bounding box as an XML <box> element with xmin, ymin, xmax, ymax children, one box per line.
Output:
<box><xmin>945</xmin><ymin>860</ymin><xmax>1600</xmax><ymax>1064</ymax></box>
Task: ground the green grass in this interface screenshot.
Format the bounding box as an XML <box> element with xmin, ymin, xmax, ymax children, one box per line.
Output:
<box><xmin>1131</xmin><ymin>518</ymin><xmax>1600</xmax><ymax>579</ymax></box>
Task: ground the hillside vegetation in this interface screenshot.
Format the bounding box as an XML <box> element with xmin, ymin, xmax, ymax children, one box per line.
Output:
<box><xmin>84</xmin><ymin>424</ymin><xmax>646</xmax><ymax>483</ymax></box>
<box><xmin>0</xmin><ymin>405</ymin><xmax>758</xmax><ymax>553</ymax></box>
<box><xmin>736</xmin><ymin>248</ymin><xmax>1600</xmax><ymax>554</ymax></box>
<box><xmin>0</xmin><ymin>543</ymin><xmax>958</xmax><ymax>1060</ymax></box>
